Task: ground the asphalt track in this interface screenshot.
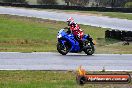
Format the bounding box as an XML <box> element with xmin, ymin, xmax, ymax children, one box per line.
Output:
<box><xmin>0</xmin><ymin>6</ymin><xmax>132</xmax><ymax>30</ymax></box>
<box><xmin>0</xmin><ymin>52</ymin><xmax>132</xmax><ymax>71</ymax></box>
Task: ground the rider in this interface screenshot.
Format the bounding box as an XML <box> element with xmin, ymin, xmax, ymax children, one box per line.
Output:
<box><xmin>66</xmin><ymin>17</ymin><xmax>84</xmax><ymax>48</ymax></box>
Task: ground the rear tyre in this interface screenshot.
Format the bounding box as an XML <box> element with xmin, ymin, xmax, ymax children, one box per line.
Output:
<box><xmin>84</xmin><ymin>43</ymin><xmax>95</xmax><ymax>55</ymax></box>
<box><xmin>57</xmin><ymin>42</ymin><xmax>69</xmax><ymax>55</ymax></box>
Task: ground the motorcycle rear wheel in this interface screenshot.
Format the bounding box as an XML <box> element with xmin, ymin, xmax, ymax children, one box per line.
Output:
<box><xmin>84</xmin><ymin>43</ymin><xmax>95</xmax><ymax>55</ymax></box>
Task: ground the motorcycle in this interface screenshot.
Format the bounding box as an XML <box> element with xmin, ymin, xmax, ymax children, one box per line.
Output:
<box><xmin>57</xmin><ymin>28</ymin><xmax>95</xmax><ymax>55</ymax></box>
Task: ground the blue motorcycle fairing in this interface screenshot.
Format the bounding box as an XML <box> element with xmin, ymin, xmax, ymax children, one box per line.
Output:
<box><xmin>58</xmin><ymin>40</ymin><xmax>66</xmax><ymax>47</ymax></box>
<box><xmin>66</xmin><ymin>34</ymin><xmax>80</xmax><ymax>52</ymax></box>
<box><xmin>82</xmin><ymin>34</ymin><xmax>89</xmax><ymax>41</ymax></box>
<box><xmin>57</xmin><ymin>29</ymin><xmax>88</xmax><ymax>52</ymax></box>
<box><xmin>58</xmin><ymin>35</ymin><xmax>80</xmax><ymax>52</ymax></box>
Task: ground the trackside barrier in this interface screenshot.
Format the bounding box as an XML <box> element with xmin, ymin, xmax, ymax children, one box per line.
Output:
<box><xmin>105</xmin><ymin>30</ymin><xmax>132</xmax><ymax>41</ymax></box>
<box><xmin>0</xmin><ymin>2</ymin><xmax>132</xmax><ymax>13</ymax></box>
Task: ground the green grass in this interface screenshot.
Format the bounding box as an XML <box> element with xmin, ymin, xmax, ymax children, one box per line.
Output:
<box><xmin>0</xmin><ymin>71</ymin><xmax>131</xmax><ymax>88</ymax></box>
<box><xmin>0</xmin><ymin>14</ymin><xmax>105</xmax><ymax>52</ymax></box>
<box><xmin>0</xmin><ymin>14</ymin><xmax>64</xmax><ymax>52</ymax></box>
<box><xmin>26</xmin><ymin>0</ymin><xmax>37</xmax><ymax>5</ymax></box>
<box><xmin>0</xmin><ymin>14</ymin><xmax>132</xmax><ymax>53</ymax></box>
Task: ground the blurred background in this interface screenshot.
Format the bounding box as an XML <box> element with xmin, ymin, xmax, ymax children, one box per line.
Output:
<box><xmin>0</xmin><ymin>0</ymin><xmax>131</xmax><ymax>8</ymax></box>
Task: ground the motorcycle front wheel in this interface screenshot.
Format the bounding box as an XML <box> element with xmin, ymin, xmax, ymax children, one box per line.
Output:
<box><xmin>57</xmin><ymin>42</ymin><xmax>69</xmax><ymax>55</ymax></box>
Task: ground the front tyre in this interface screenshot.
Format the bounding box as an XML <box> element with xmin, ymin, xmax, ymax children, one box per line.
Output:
<box><xmin>57</xmin><ymin>42</ymin><xmax>69</xmax><ymax>55</ymax></box>
<box><xmin>76</xmin><ymin>76</ymin><xmax>87</xmax><ymax>85</ymax></box>
<box><xmin>84</xmin><ymin>43</ymin><xmax>95</xmax><ymax>55</ymax></box>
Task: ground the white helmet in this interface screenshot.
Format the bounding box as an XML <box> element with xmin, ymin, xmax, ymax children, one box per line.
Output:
<box><xmin>67</xmin><ymin>17</ymin><xmax>74</xmax><ymax>26</ymax></box>
<box><xmin>67</xmin><ymin>17</ymin><xmax>74</xmax><ymax>23</ymax></box>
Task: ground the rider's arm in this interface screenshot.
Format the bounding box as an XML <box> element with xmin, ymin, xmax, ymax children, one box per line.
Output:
<box><xmin>64</xmin><ymin>27</ymin><xmax>71</xmax><ymax>34</ymax></box>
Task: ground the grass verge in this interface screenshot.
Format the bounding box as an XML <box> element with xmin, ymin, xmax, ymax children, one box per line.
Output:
<box><xmin>0</xmin><ymin>71</ymin><xmax>131</xmax><ymax>88</ymax></box>
<box><xmin>0</xmin><ymin>14</ymin><xmax>132</xmax><ymax>53</ymax></box>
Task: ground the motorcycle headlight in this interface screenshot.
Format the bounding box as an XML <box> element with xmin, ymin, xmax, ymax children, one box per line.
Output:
<box><xmin>57</xmin><ymin>34</ymin><xmax>62</xmax><ymax>38</ymax></box>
